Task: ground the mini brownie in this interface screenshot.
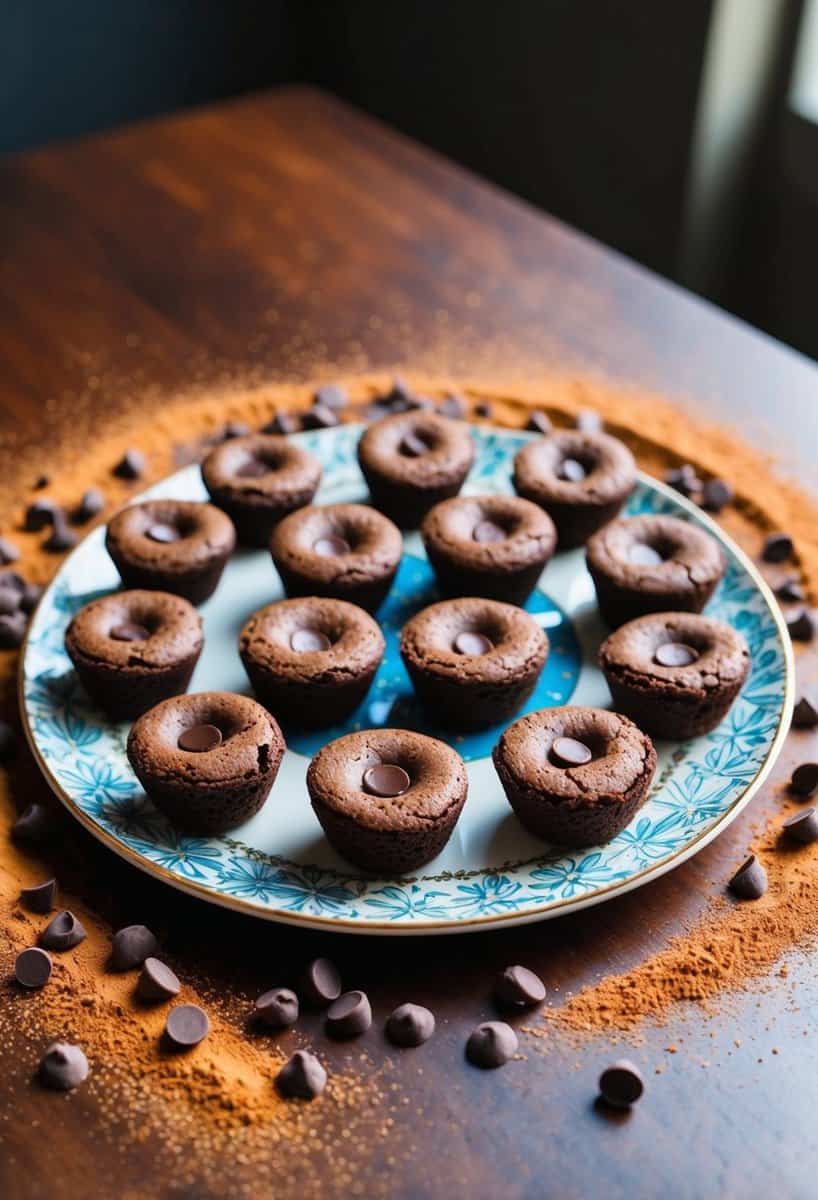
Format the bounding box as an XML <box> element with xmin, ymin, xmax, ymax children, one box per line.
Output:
<box><xmin>400</xmin><ymin>598</ymin><xmax>549</xmax><ymax>730</ymax></box>
<box><xmin>586</xmin><ymin>514</ymin><xmax>726</xmax><ymax>628</ymax></box>
<box><xmin>357</xmin><ymin>411</ymin><xmax>476</xmax><ymax>529</ymax></box>
<box><xmin>493</xmin><ymin>706</ymin><xmax>657</xmax><ymax>847</ymax></box>
<box><xmin>106</xmin><ymin>500</ymin><xmax>235</xmax><ymax>606</ymax></box>
<box><xmin>599</xmin><ymin>612</ymin><xmax>750</xmax><ymax>739</ymax></box>
<box><xmin>65</xmin><ymin>590</ymin><xmax>203</xmax><ymax>720</ymax></box>
<box><xmin>421</xmin><ymin>494</ymin><xmax>557</xmax><ymax>606</ymax></box>
<box><xmin>201</xmin><ymin>434</ymin><xmax>322</xmax><ymax>547</ymax></box>
<box><xmin>306</xmin><ymin>728</ymin><xmax>468</xmax><ymax>873</ymax></box>
<box><xmin>270</xmin><ymin>503</ymin><xmax>402</xmax><ymax>613</ymax></box>
<box><xmin>239</xmin><ymin>597</ymin><xmax>385</xmax><ymax>727</ymax></box>
<box><xmin>512</xmin><ymin>430</ymin><xmax>636</xmax><ymax>548</ymax></box>
<box><xmin>127</xmin><ymin>691</ymin><xmax>285</xmax><ymax>835</ymax></box>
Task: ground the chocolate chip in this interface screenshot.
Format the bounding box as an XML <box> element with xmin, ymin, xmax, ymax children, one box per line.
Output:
<box><xmin>782</xmin><ymin>808</ymin><xmax>818</xmax><ymax>844</ymax></box>
<box><xmin>776</xmin><ymin>578</ymin><xmax>804</xmax><ymax>603</ymax></box>
<box><xmin>222</xmin><ymin>420</ymin><xmax>251</xmax><ymax>439</ymax></box>
<box><xmin>290</xmin><ymin>628</ymin><xmax>331</xmax><ymax>653</ymax></box>
<box><xmin>146</xmin><ymin>523</ymin><xmax>179</xmax><ymax>544</ymax></box>
<box><xmin>165</xmin><ymin>1004</ymin><xmax>209</xmax><ymax>1048</ymax></box>
<box><xmin>178</xmin><ymin>724</ymin><xmax>223</xmax><ymax>753</ymax></box>
<box><xmin>550</xmin><ymin>737</ymin><xmax>593</xmax><ymax>767</ymax></box>
<box><xmin>558</xmin><ymin>458</ymin><xmax>587</xmax><ymax>483</ymax></box>
<box><xmin>472</xmin><ymin>520</ymin><xmax>506</xmax><ymax>544</ymax></box>
<box><xmin>110</xmin><ymin>924</ymin><xmax>159</xmax><ymax>971</ymax></box>
<box><xmin>302</xmin><ymin>404</ymin><xmax>339</xmax><ymax>430</ymax></box>
<box><xmin>114</xmin><ymin>449</ymin><xmax>146</xmax><ymax>480</ymax></box>
<box><xmin>701</xmin><ymin>478</ymin><xmax>733</xmax><ymax>513</ymax></box>
<box><xmin>494</xmin><ymin>965</ymin><xmax>546</xmax><ymax>1009</ymax></box>
<box><xmin>20</xmin><ymin>878</ymin><xmax>57</xmax><ymax>913</ymax></box>
<box><xmin>235</xmin><ymin>458</ymin><xmax>270</xmax><ymax>479</ymax></box>
<box><xmin>399</xmin><ymin>431</ymin><xmax>430</xmax><ymax>458</ymax></box>
<box><xmin>255</xmin><ymin>987</ymin><xmax>299</xmax><ymax>1028</ymax></box>
<box><xmin>363</xmin><ymin>764</ymin><xmax>411</xmax><ymax>797</ymax></box>
<box><xmin>39</xmin><ymin>1042</ymin><xmax>89</xmax><ymax>1090</ymax></box>
<box><xmin>762</xmin><ymin>532</ymin><xmax>793</xmax><ymax>563</ymax></box>
<box><xmin>313</xmin><ymin>535</ymin><xmax>350</xmax><ymax>557</ymax></box>
<box><xmin>44</xmin><ymin>514</ymin><xmax>77</xmax><ymax>553</ymax></box>
<box><xmin>19</xmin><ymin>583</ymin><xmax>43</xmax><ymax>614</ymax></box>
<box><xmin>654</xmin><ymin>642</ymin><xmax>699</xmax><ymax>667</ymax></box>
<box><xmin>314</xmin><ymin>384</ymin><xmax>347</xmax><ymax>411</ymax></box>
<box><xmin>728</xmin><ymin>854</ymin><xmax>767</xmax><ymax>900</ymax></box>
<box><xmin>665</xmin><ymin>464</ymin><xmax>700</xmax><ymax>497</ymax></box>
<box><xmin>0</xmin><ymin>588</ymin><xmax>20</xmax><ymax>616</ymax></box>
<box><xmin>0</xmin><ymin>536</ymin><xmax>20</xmax><ymax>565</ymax></box>
<box><xmin>0</xmin><ymin>611</ymin><xmax>28</xmax><ymax>648</ymax></box>
<box><xmin>12</xmin><ymin>803</ymin><xmax>57</xmax><ymax>844</ymax></box>
<box><xmin>325</xmin><ymin>990</ymin><xmax>372</xmax><ymax>1038</ymax></box>
<box><xmin>0</xmin><ymin>571</ymin><xmax>25</xmax><ymax>594</ymax></box>
<box><xmin>262</xmin><ymin>412</ymin><xmax>300</xmax><ymax>435</ymax></box>
<box><xmin>385</xmin><ymin>1003</ymin><xmax>435</xmax><ymax>1047</ymax></box>
<box><xmin>466</xmin><ymin>1021</ymin><xmax>518</xmax><ymax>1068</ymax></box>
<box><xmin>300</xmin><ymin>958</ymin><xmax>342</xmax><ymax>1008</ymax></box>
<box><xmin>575</xmin><ymin>409</ymin><xmax>602</xmax><ymax>432</ymax></box>
<box><xmin>276</xmin><ymin>1050</ymin><xmax>327</xmax><ymax>1099</ymax></box>
<box><xmin>33</xmin><ymin>474</ymin><xmax>50</xmax><ymax>490</ymax></box>
<box><xmin>526</xmin><ymin>410</ymin><xmax>552</xmax><ymax>435</ymax></box>
<box><xmin>439</xmin><ymin>393</ymin><xmax>467</xmax><ymax>420</ymax></box>
<box><xmin>15</xmin><ymin>947</ymin><xmax>52</xmax><ymax>989</ymax></box>
<box><xmin>793</xmin><ymin>696</ymin><xmax>818</xmax><ymax>729</ymax></box>
<box><xmin>474</xmin><ymin>402</ymin><xmax>493</xmax><ymax>419</ymax></box>
<box><xmin>453</xmin><ymin>630</ymin><xmax>494</xmax><ymax>656</ymax></box>
<box><xmin>24</xmin><ymin>499</ymin><xmax>58</xmax><ymax>532</ymax></box>
<box><xmin>787</xmin><ymin>610</ymin><xmax>815</xmax><ymax>642</ymax></box>
<box><xmin>790</xmin><ymin>763</ymin><xmax>818</xmax><ymax>797</ymax></box>
<box><xmin>0</xmin><ymin>720</ymin><xmax>16</xmax><ymax>763</ymax></box>
<box><xmin>40</xmin><ymin>910</ymin><xmax>87</xmax><ymax>951</ymax></box>
<box><xmin>598</xmin><ymin>1060</ymin><xmax>644</xmax><ymax>1108</ymax></box>
<box><xmin>109</xmin><ymin>622</ymin><xmax>150</xmax><ymax>643</ymax></box>
<box><xmin>137</xmin><ymin>957</ymin><xmax>181</xmax><ymax>1003</ymax></box>
<box><xmin>73</xmin><ymin>488</ymin><xmax>105</xmax><ymax>523</ymax></box>
<box><xmin>629</xmin><ymin>542</ymin><xmax>664</xmax><ymax>567</ymax></box>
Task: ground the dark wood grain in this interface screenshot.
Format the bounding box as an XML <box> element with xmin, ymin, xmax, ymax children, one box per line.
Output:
<box><xmin>1</xmin><ymin>87</ymin><xmax>817</xmax><ymax>1200</ymax></box>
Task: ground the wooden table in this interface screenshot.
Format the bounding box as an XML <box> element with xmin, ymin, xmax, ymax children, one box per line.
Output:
<box><xmin>2</xmin><ymin>87</ymin><xmax>816</xmax><ymax>1200</ymax></box>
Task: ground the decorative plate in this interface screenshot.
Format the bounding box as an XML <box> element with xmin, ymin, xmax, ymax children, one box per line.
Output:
<box><xmin>20</xmin><ymin>424</ymin><xmax>793</xmax><ymax>934</ymax></box>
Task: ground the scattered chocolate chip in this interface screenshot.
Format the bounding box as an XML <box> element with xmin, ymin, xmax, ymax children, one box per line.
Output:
<box><xmin>276</xmin><ymin>1050</ymin><xmax>327</xmax><ymax>1100</ymax></box>
<box><xmin>146</xmin><ymin>523</ymin><xmax>179</xmax><ymax>544</ymax></box>
<box><xmin>20</xmin><ymin>878</ymin><xmax>57</xmax><ymax>913</ymax></box>
<box><xmin>474</xmin><ymin>402</ymin><xmax>493</xmax><ymax>419</ymax></box>
<box><xmin>382</xmin><ymin>377</ymin><xmax>414</xmax><ymax>411</ymax></box>
<box><xmin>385</xmin><ymin>1003</ymin><xmax>435</xmax><ymax>1047</ymax></box>
<box><xmin>110</xmin><ymin>924</ymin><xmax>159</xmax><ymax>971</ymax></box>
<box><xmin>363</xmin><ymin>764</ymin><xmax>411</xmax><ymax>797</ymax></box>
<box><xmin>39</xmin><ymin>1042</ymin><xmax>89</xmax><ymax>1090</ymax></box>
<box><xmin>762</xmin><ymin>532</ymin><xmax>793</xmax><ymax>563</ymax></box>
<box><xmin>12</xmin><ymin>803</ymin><xmax>57</xmax><ymax>844</ymax></box>
<box><xmin>701</xmin><ymin>478</ymin><xmax>733</xmax><ymax>513</ymax></box>
<box><xmin>235</xmin><ymin>459</ymin><xmax>269</xmax><ymax>479</ymax></box>
<box><xmin>439</xmin><ymin>393</ymin><xmax>467</xmax><ymax>420</ymax></box>
<box><xmin>629</xmin><ymin>542</ymin><xmax>664</xmax><ymax>568</ymax></box>
<box><xmin>15</xmin><ymin>947</ymin><xmax>52</xmax><ymax>989</ymax></box>
<box><xmin>494</xmin><ymin>965</ymin><xmax>546</xmax><ymax>1009</ymax></box>
<box><xmin>40</xmin><ymin>910</ymin><xmax>87</xmax><ymax>951</ymax></box>
<box><xmin>313</xmin><ymin>535</ymin><xmax>350</xmax><ymax>557</ymax></box>
<box><xmin>302</xmin><ymin>404</ymin><xmax>339</xmax><ymax>430</ymax></box>
<box><xmin>137</xmin><ymin>957</ymin><xmax>181</xmax><ymax>1003</ymax></box>
<box><xmin>24</xmin><ymin>499</ymin><xmax>58</xmax><ymax>532</ymax></box>
<box><xmin>776</xmin><ymin>578</ymin><xmax>804</xmax><ymax>603</ymax></box>
<box><xmin>793</xmin><ymin>696</ymin><xmax>818</xmax><ymax>729</ymax></box>
<box><xmin>0</xmin><ymin>611</ymin><xmax>27</xmax><ymax>649</ymax></box>
<box><xmin>728</xmin><ymin>854</ymin><xmax>767</xmax><ymax>900</ymax></box>
<box><xmin>558</xmin><ymin>458</ymin><xmax>587</xmax><ymax>483</ymax></box>
<box><xmin>575</xmin><ymin>409</ymin><xmax>602</xmax><ymax>432</ymax></box>
<box><xmin>654</xmin><ymin>642</ymin><xmax>699</xmax><ymax>667</ymax></box>
<box><xmin>290</xmin><ymin>628</ymin><xmax>331</xmax><ymax>653</ymax></box>
<box><xmin>300</xmin><ymin>958</ymin><xmax>342</xmax><ymax>1008</ymax></box>
<box><xmin>73</xmin><ymin>488</ymin><xmax>105</xmax><ymax>523</ymax></box>
<box><xmin>0</xmin><ymin>588</ymin><xmax>20</xmax><ymax>616</ymax></box>
<box><xmin>598</xmin><ymin>1060</ymin><xmax>644</xmax><ymax>1108</ymax></box>
<box><xmin>262</xmin><ymin>412</ymin><xmax>300</xmax><ymax>435</ymax></box>
<box><xmin>326</xmin><ymin>990</ymin><xmax>372</xmax><ymax>1038</ymax></box>
<box><xmin>44</xmin><ymin>514</ymin><xmax>78</xmax><ymax>553</ymax></box>
<box><xmin>114</xmin><ymin>449</ymin><xmax>146</xmax><ymax>480</ymax></box>
<box><xmin>222</xmin><ymin>420</ymin><xmax>251</xmax><ymax>439</ymax></box>
<box><xmin>0</xmin><ymin>720</ymin><xmax>17</xmax><ymax>763</ymax></box>
<box><xmin>472</xmin><ymin>520</ymin><xmax>506</xmax><ymax>544</ymax></box>
<box><xmin>109</xmin><ymin>621</ymin><xmax>150</xmax><ymax>643</ymax></box>
<box><xmin>255</xmin><ymin>987</ymin><xmax>299</xmax><ymax>1028</ymax></box>
<box><xmin>33</xmin><ymin>474</ymin><xmax>50</xmax><ymax>490</ymax></box>
<box><xmin>790</xmin><ymin>762</ymin><xmax>818</xmax><ymax>797</ymax></box>
<box><xmin>399</xmin><ymin>431</ymin><xmax>430</xmax><ymax>458</ymax></box>
<box><xmin>466</xmin><ymin>1021</ymin><xmax>518</xmax><ymax>1068</ymax></box>
<box><xmin>526</xmin><ymin>410</ymin><xmax>552</xmax><ymax>435</ymax></box>
<box><xmin>0</xmin><ymin>571</ymin><xmax>25</xmax><ymax>595</ymax></box>
<box><xmin>0</xmin><ymin>536</ymin><xmax>20</xmax><ymax>565</ymax></box>
<box><xmin>787</xmin><ymin>610</ymin><xmax>815</xmax><ymax>642</ymax></box>
<box><xmin>19</xmin><ymin>583</ymin><xmax>43</xmax><ymax>614</ymax></box>
<box><xmin>314</xmin><ymin>384</ymin><xmax>347</xmax><ymax>411</ymax></box>
<box><xmin>453</xmin><ymin>631</ymin><xmax>494</xmax><ymax>656</ymax></box>
<box><xmin>178</xmin><ymin>724</ymin><xmax>223</xmax><ymax>753</ymax></box>
<box><xmin>550</xmin><ymin>737</ymin><xmax>593</xmax><ymax>767</ymax></box>
<box><xmin>165</xmin><ymin>1004</ymin><xmax>209</xmax><ymax>1049</ymax></box>
<box><xmin>782</xmin><ymin>808</ymin><xmax>818</xmax><ymax>844</ymax></box>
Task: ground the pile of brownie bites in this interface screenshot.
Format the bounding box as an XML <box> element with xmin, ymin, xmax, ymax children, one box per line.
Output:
<box><xmin>41</xmin><ymin>395</ymin><xmax>749</xmax><ymax>1096</ymax></box>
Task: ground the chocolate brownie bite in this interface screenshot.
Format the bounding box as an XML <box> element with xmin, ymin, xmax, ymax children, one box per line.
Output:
<box><xmin>493</xmin><ymin>706</ymin><xmax>657</xmax><ymax>847</ymax></box>
<box><xmin>239</xmin><ymin>597</ymin><xmax>385</xmax><ymax>727</ymax></box>
<box><xmin>357</xmin><ymin>411</ymin><xmax>476</xmax><ymax>529</ymax></box>
<box><xmin>400</xmin><ymin>598</ymin><xmax>549</xmax><ymax>730</ymax></box>
<box><xmin>512</xmin><ymin>430</ymin><xmax>636</xmax><ymax>548</ymax></box>
<box><xmin>421</xmin><ymin>494</ymin><xmax>557</xmax><ymax>606</ymax></box>
<box><xmin>65</xmin><ymin>590</ymin><xmax>203</xmax><ymax>720</ymax></box>
<box><xmin>270</xmin><ymin>503</ymin><xmax>402</xmax><ymax>613</ymax></box>
<box><xmin>201</xmin><ymin>434</ymin><xmax>322</xmax><ymax>547</ymax></box>
<box><xmin>127</xmin><ymin>691</ymin><xmax>284</xmax><ymax>835</ymax></box>
<box><xmin>586</xmin><ymin>514</ymin><xmax>726</xmax><ymax>628</ymax></box>
<box><xmin>106</xmin><ymin>500</ymin><xmax>235</xmax><ymax>606</ymax></box>
<box><xmin>599</xmin><ymin>612</ymin><xmax>750</xmax><ymax>739</ymax></box>
<box><xmin>306</xmin><ymin>729</ymin><xmax>467</xmax><ymax>873</ymax></box>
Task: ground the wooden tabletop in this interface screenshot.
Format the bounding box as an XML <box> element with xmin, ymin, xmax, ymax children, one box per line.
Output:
<box><xmin>2</xmin><ymin>87</ymin><xmax>817</xmax><ymax>1200</ymax></box>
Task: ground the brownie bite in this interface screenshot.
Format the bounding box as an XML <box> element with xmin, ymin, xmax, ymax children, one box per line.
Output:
<box><xmin>306</xmin><ymin>729</ymin><xmax>468</xmax><ymax>873</ymax></box>
<box><xmin>239</xmin><ymin>597</ymin><xmax>385</xmax><ymax>727</ymax></box>
<box><xmin>106</xmin><ymin>500</ymin><xmax>235</xmax><ymax>606</ymax></box>
<box><xmin>421</xmin><ymin>494</ymin><xmax>557</xmax><ymax>606</ymax></box>
<box><xmin>586</xmin><ymin>514</ymin><xmax>726</xmax><ymax>627</ymax></box>
<box><xmin>400</xmin><ymin>598</ymin><xmax>549</xmax><ymax>730</ymax></box>
<box><xmin>599</xmin><ymin>612</ymin><xmax>750</xmax><ymax>739</ymax></box>
<box><xmin>127</xmin><ymin>691</ymin><xmax>285</xmax><ymax>835</ymax></box>
<box><xmin>357</xmin><ymin>411</ymin><xmax>476</xmax><ymax>529</ymax></box>
<box><xmin>493</xmin><ymin>706</ymin><xmax>657</xmax><ymax>847</ymax></box>
<box><xmin>201</xmin><ymin>434</ymin><xmax>322</xmax><ymax>547</ymax></box>
<box><xmin>65</xmin><ymin>590</ymin><xmax>203</xmax><ymax>720</ymax></box>
<box><xmin>512</xmin><ymin>429</ymin><xmax>636</xmax><ymax>548</ymax></box>
<box><xmin>270</xmin><ymin>503</ymin><xmax>402</xmax><ymax>613</ymax></box>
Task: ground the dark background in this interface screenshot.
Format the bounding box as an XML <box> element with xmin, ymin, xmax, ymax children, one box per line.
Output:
<box><xmin>2</xmin><ymin>0</ymin><xmax>816</xmax><ymax>360</ymax></box>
